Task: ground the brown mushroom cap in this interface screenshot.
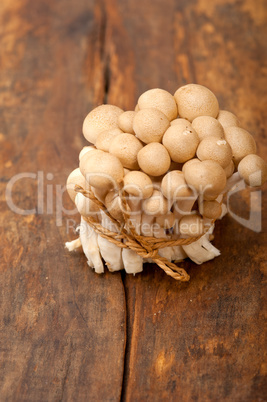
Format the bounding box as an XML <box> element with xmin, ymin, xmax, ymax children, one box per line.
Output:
<box><xmin>184</xmin><ymin>159</ymin><xmax>227</xmax><ymax>200</ymax></box>
<box><xmin>66</xmin><ymin>168</ymin><xmax>88</xmax><ymax>203</ymax></box>
<box><xmin>192</xmin><ymin>116</ymin><xmax>224</xmax><ymax>141</ymax></box>
<box><xmin>182</xmin><ymin>158</ymin><xmax>200</xmax><ymax>175</ymax></box>
<box><xmin>137</xmin><ymin>88</ymin><xmax>178</xmax><ymax>121</ymax></box>
<box><xmin>162</xmin><ymin>120</ymin><xmax>199</xmax><ymax>163</ymax></box>
<box><xmin>133</xmin><ymin>108</ymin><xmax>170</xmax><ymax>144</ymax></box>
<box><xmin>217</xmin><ymin>110</ymin><xmax>240</xmax><ymax>129</ymax></box>
<box><xmin>179</xmin><ymin>214</ymin><xmax>204</xmax><ymax>237</ymax></box>
<box><xmin>95</xmin><ymin>128</ymin><xmax>123</xmax><ymax>152</ymax></box>
<box><xmin>82</xmin><ymin>104</ymin><xmax>123</xmax><ymax>144</ymax></box>
<box><xmin>79</xmin><ymin>146</ymin><xmax>98</xmax><ymax>161</ymax></box>
<box><xmin>142</xmin><ymin>190</ymin><xmax>169</xmax><ymax>216</ymax></box>
<box><xmin>238</xmin><ymin>154</ymin><xmax>267</xmax><ymax>187</ymax></box>
<box><xmin>224</xmin><ymin>160</ymin><xmax>235</xmax><ymax>178</ymax></box>
<box><xmin>156</xmin><ymin>212</ymin><xmax>175</xmax><ymax>229</ymax></box>
<box><xmin>174</xmin><ymin>84</ymin><xmax>219</xmax><ymax>122</ymax></box>
<box><xmin>161</xmin><ymin>170</ymin><xmax>192</xmax><ymax>200</ymax></box>
<box><xmin>137</xmin><ymin>143</ymin><xmax>171</xmax><ymax>176</ymax></box>
<box><xmin>224</xmin><ymin>127</ymin><xmax>257</xmax><ymax>165</ymax></box>
<box><xmin>123</xmin><ymin>171</ymin><xmax>153</xmax><ymax>199</ymax></box>
<box><xmin>80</xmin><ymin>151</ymin><xmax>124</xmax><ymax>190</ymax></box>
<box><xmin>105</xmin><ymin>190</ymin><xmax>124</xmax><ymax>221</ymax></box>
<box><xmin>118</xmin><ymin>111</ymin><xmax>136</xmax><ymax>134</ymax></box>
<box><xmin>200</xmin><ymin>200</ymin><xmax>222</xmax><ymax>220</ymax></box>
<box><xmin>109</xmin><ymin>133</ymin><xmax>143</xmax><ymax>170</ymax></box>
<box><xmin>197</xmin><ymin>136</ymin><xmax>233</xmax><ymax>168</ymax></box>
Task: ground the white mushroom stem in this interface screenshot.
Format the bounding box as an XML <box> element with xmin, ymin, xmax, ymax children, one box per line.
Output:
<box><xmin>97</xmin><ymin>211</ymin><xmax>124</xmax><ymax>272</ymax></box>
<box><xmin>65</xmin><ymin>238</ymin><xmax>82</xmax><ymax>251</ymax></box>
<box><xmin>127</xmin><ymin>196</ymin><xmax>142</xmax><ymax>235</ymax></box>
<box><xmin>182</xmin><ymin>225</ymin><xmax>220</xmax><ymax>265</ymax></box>
<box><xmin>172</xmin><ymin>194</ymin><xmax>198</xmax><ymax>233</ymax></box>
<box><xmin>80</xmin><ymin>217</ymin><xmax>104</xmax><ymax>273</ymax></box>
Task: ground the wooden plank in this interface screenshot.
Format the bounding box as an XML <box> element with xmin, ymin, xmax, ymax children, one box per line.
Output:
<box><xmin>0</xmin><ymin>0</ymin><xmax>126</xmax><ymax>400</ymax></box>
<box><xmin>119</xmin><ymin>0</ymin><xmax>267</xmax><ymax>400</ymax></box>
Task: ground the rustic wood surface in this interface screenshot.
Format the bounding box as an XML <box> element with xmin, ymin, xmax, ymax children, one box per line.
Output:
<box><xmin>0</xmin><ymin>0</ymin><xmax>266</xmax><ymax>401</ymax></box>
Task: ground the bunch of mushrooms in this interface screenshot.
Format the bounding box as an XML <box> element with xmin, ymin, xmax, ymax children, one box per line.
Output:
<box><xmin>65</xmin><ymin>84</ymin><xmax>267</xmax><ymax>279</ymax></box>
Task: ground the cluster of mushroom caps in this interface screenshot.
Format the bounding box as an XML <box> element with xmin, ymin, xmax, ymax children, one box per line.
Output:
<box><xmin>66</xmin><ymin>84</ymin><xmax>267</xmax><ymax>277</ymax></box>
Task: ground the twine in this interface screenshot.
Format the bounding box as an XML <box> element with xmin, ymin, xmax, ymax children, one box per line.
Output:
<box><xmin>75</xmin><ymin>185</ymin><xmax>209</xmax><ymax>282</ymax></box>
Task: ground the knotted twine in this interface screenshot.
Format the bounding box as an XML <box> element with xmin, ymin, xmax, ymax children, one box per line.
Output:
<box><xmin>75</xmin><ymin>184</ymin><xmax>206</xmax><ymax>282</ymax></box>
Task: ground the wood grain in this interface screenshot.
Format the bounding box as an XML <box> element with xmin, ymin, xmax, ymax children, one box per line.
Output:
<box><xmin>0</xmin><ymin>0</ymin><xmax>266</xmax><ymax>401</ymax></box>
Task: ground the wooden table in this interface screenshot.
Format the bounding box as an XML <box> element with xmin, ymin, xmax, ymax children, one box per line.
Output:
<box><xmin>1</xmin><ymin>0</ymin><xmax>266</xmax><ymax>400</ymax></box>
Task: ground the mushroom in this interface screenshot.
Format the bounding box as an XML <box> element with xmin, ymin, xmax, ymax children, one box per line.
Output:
<box><xmin>79</xmin><ymin>217</ymin><xmax>104</xmax><ymax>273</ymax></box>
<box><xmin>155</xmin><ymin>211</ymin><xmax>175</xmax><ymax>229</ymax></box>
<box><xmin>196</xmin><ymin>136</ymin><xmax>233</xmax><ymax>168</ymax></box>
<box><xmin>224</xmin><ymin>126</ymin><xmax>257</xmax><ymax>165</ymax></box>
<box><xmin>133</xmin><ymin>108</ymin><xmax>170</xmax><ymax>143</ymax></box>
<box><xmin>174</xmin><ymin>84</ymin><xmax>219</xmax><ymax>122</ymax></box>
<box><xmin>217</xmin><ymin>110</ymin><xmax>240</xmax><ymax>129</ymax></box>
<box><xmin>66</xmin><ymin>167</ymin><xmax>88</xmax><ymax>203</ymax></box>
<box><xmin>124</xmin><ymin>171</ymin><xmax>153</xmax><ymax>199</ymax></box>
<box><xmin>75</xmin><ymin>192</ymin><xmax>100</xmax><ymax>219</ymax></box>
<box><xmin>161</xmin><ymin>170</ymin><xmax>193</xmax><ymax>201</ymax></box>
<box><xmin>97</xmin><ymin>210</ymin><xmax>124</xmax><ymax>272</ymax></box>
<box><xmin>65</xmin><ymin>238</ymin><xmax>82</xmax><ymax>251</ymax></box>
<box><xmin>199</xmin><ymin>200</ymin><xmax>222</xmax><ymax>220</ymax></box>
<box><xmin>137</xmin><ymin>143</ymin><xmax>171</xmax><ymax>176</ymax></box>
<box><xmin>79</xmin><ymin>145</ymin><xmax>98</xmax><ymax>161</ymax></box>
<box><xmin>182</xmin><ymin>226</ymin><xmax>221</xmax><ymax>265</ymax></box>
<box><xmin>118</xmin><ymin>111</ymin><xmax>136</xmax><ymax>134</ymax></box>
<box><xmin>109</xmin><ymin>133</ymin><xmax>143</xmax><ymax>170</ymax></box>
<box><xmin>95</xmin><ymin>128</ymin><xmax>123</xmax><ymax>152</ymax></box>
<box><xmin>179</xmin><ymin>214</ymin><xmax>204</xmax><ymax>237</ymax></box>
<box><xmin>104</xmin><ymin>190</ymin><xmax>124</xmax><ymax>222</ymax></box>
<box><xmin>80</xmin><ymin>150</ymin><xmax>124</xmax><ymax>191</ymax></box>
<box><xmin>142</xmin><ymin>190</ymin><xmax>169</xmax><ymax>217</ymax></box>
<box><xmin>238</xmin><ymin>154</ymin><xmax>267</xmax><ymax>187</ymax></box>
<box><xmin>192</xmin><ymin>116</ymin><xmax>224</xmax><ymax>141</ymax></box>
<box><xmin>162</xmin><ymin>119</ymin><xmax>199</xmax><ymax>163</ymax></box>
<box><xmin>82</xmin><ymin>104</ymin><xmax>123</xmax><ymax>144</ymax></box>
<box><xmin>224</xmin><ymin>160</ymin><xmax>235</xmax><ymax>178</ymax></box>
<box><xmin>137</xmin><ymin>88</ymin><xmax>178</xmax><ymax>121</ymax></box>
<box><xmin>184</xmin><ymin>159</ymin><xmax>227</xmax><ymax>200</ymax></box>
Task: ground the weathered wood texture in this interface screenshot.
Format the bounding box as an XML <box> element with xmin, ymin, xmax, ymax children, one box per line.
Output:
<box><xmin>0</xmin><ymin>0</ymin><xmax>266</xmax><ymax>401</ymax></box>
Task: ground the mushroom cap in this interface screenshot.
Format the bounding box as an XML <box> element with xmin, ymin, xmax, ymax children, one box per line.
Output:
<box><xmin>118</xmin><ymin>111</ymin><xmax>136</xmax><ymax>134</ymax></box>
<box><xmin>95</xmin><ymin>128</ymin><xmax>123</xmax><ymax>152</ymax></box>
<box><xmin>75</xmin><ymin>192</ymin><xmax>99</xmax><ymax>217</ymax></box>
<box><xmin>137</xmin><ymin>88</ymin><xmax>178</xmax><ymax>121</ymax></box>
<box><xmin>217</xmin><ymin>110</ymin><xmax>240</xmax><ymax>129</ymax></box>
<box><xmin>66</xmin><ymin>168</ymin><xmax>87</xmax><ymax>203</ymax></box>
<box><xmin>179</xmin><ymin>214</ymin><xmax>204</xmax><ymax>237</ymax></box>
<box><xmin>182</xmin><ymin>158</ymin><xmax>200</xmax><ymax>175</ymax></box>
<box><xmin>105</xmin><ymin>190</ymin><xmax>124</xmax><ymax>221</ymax></box>
<box><xmin>79</xmin><ymin>149</ymin><xmax>105</xmax><ymax>177</ymax></box>
<box><xmin>224</xmin><ymin>126</ymin><xmax>257</xmax><ymax>165</ymax></box>
<box><xmin>192</xmin><ymin>116</ymin><xmax>224</xmax><ymax>141</ymax></box>
<box><xmin>196</xmin><ymin>136</ymin><xmax>233</xmax><ymax>168</ymax></box>
<box><xmin>79</xmin><ymin>146</ymin><xmax>98</xmax><ymax>161</ymax></box>
<box><xmin>161</xmin><ymin>170</ymin><xmax>192</xmax><ymax>200</ymax></box>
<box><xmin>174</xmin><ymin>84</ymin><xmax>219</xmax><ymax>122</ymax></box>
<box><xmin>200</xmin><ymin>200</ymin><xmax>222</xmax><ymax>220</ymax></box>
<box><xmin>238</xmin><ymin>154</ymin><xmax>267</xmax><ymax>187</ymax></box>
<box><xmin>156</xmin><ymin>212</ymin><xmax>175</xmax><ymax>229</ymax></box>
<box><xmin>142</xmin><ymin>190</ymin><xmax>169</xmax><ymax>216</ymax></box>
<box><xmin>109</xmin><ymin>133</ymin><xmax>143</xmax><ymax>170</ymax></box>
<box><xmin>224</xmin><ymin>160</ymin><xmax>235</xmax><ymax>178</ymax></box>
<box><xmin>82</xmin><ymin>104</ymin><xmax>123</xmax><ymax>144</ymax></box>
<box><xmin>133</xmin><ymin>108</ymin><xmax>170</xmax><ymax>144</ymax></box>
<box><xmin>137</xmin><ymin>143</ymin><xmax>171</xmax><ymax>176</ymax></box>
<box><xmin>80</xmin><ymin>151</ymin><xmax>124</xmax><ymax>190</ymax></box>
<box><xmin>123</xmin><ymin>171</ymin><xmax>153</xmax><ymax>199</ymax></box>
<box><xmin>184</xmin><ymin>159</ymin><xmax>227</xmax><ymax>200</ymax></box>
<box><xmin>162</xmin><ymin>120</ymin><xmax>199</xmax><ymax>163</ymax></box>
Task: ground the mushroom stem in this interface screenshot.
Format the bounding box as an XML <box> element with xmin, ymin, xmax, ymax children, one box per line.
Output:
<box><xmin>153</xmin><ymin>221</ymin><xmax>173</xmax><ymax>261</ymax></box>
<box><xmin>97</xmin><ymin>211</ymin><xmax>124</xmax><ymax>272</ymax></box>
<box><xmin>80</xmin><ymin>217</ymin><xmax>104</xmax><ymax>273</ymax></box>
<box><xmin>65</xmin><ymin>238</ymin><xmax>82</xmax><ymax>251</ymax></box>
